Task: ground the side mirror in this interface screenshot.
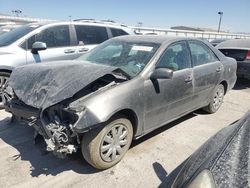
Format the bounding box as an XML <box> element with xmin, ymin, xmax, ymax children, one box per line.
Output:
<box><xmin>150</xmin><ymin>68</ymin><xmax>173</xmax><ymax>80</ymax></box>
<box><xmin>31</xmin><ymin>41</ymin><xmax>47</xmax><ymax>54</ymax></box>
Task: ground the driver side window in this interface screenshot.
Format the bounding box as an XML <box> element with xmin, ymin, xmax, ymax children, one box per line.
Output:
<box><xmin>156</xmin><ymin>41</ymin><xmax>191</xmax><ymax>71</ymax></box>
<box><xmin>26</xmin><ymin>25</ymin><xmax>70</xmax><ymax>49</ymax></box>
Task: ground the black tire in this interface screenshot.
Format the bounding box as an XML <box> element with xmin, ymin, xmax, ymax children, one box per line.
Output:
<box><xmin>0</xmin><ymin>71</ymin><xmax>11</xmax><ymax>109</ymax></box>
<box><xmin>203</xmin><ymin>84</ymin><xmax>225</xmax><ymax>114</ymax></box>
<box><xmin>81</xmin><ymin>118</ymin><xmax>133</xmax><ymax>170</ymax></box>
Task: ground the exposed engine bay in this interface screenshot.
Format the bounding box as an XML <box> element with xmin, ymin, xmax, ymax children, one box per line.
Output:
<box><xmin>6</xmin><ymin>72</ymin><xmax>127</xmax><ymax>157</ymax></box>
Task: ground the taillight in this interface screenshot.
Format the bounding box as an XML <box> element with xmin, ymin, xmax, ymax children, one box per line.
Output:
<box><xmin>246</xmin><ymin>50</ymin><xmax>250</xmax><ymax>60</ymax></box>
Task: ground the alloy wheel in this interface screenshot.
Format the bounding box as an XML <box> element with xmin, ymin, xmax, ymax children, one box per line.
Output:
<box><xmin>0</xmin><ymin>76</ymin><xmax>12</xmax><ymax>108</ymax></box>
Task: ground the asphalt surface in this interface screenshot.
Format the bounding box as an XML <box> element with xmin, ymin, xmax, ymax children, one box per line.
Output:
<box><xmin>0</xmin><ymin>79</ymin><xmax>250</xmax><ymax>188</ymax></box>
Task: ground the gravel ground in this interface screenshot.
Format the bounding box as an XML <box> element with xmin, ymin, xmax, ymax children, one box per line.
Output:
<box><xmin>0</xmin><ymin>79</ymin><xmax>249</xmax><ymax>188</ymax></box>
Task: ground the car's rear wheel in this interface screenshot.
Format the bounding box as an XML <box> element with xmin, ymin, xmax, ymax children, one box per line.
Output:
<box><xmin>81</xmin><ymin>118</ymin><xmax>133</xmax><ymax>170</ymax></box>
<box><xmin>204</xmin><ymin>84</ymin><xmax>225</xmax><ymax>114</ymax></box>
<box><xmin>0</xmin><ymin>71</ymin><xmax>12</xmax><ymax>109</ymax></box>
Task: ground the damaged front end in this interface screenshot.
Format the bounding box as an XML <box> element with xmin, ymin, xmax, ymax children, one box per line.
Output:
<box><xmin>5</xmin><ymin>72</ymin><xmax>126</xmax><ymax>157</ymax></box>
<box><xmin>5</xmin><ymin>98</ymin><xmax>80</xmax><ymax>157</ymax></box>
<box><xmin>40</xmin><ymin>105</ymin><xmax>81</xmax><ymax>157</ymax></box>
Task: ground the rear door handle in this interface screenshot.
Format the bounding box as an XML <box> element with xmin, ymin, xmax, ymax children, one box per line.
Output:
<box><xmin>216</xmin><ymin>67</ymin><xmax>222</xmax><ymax>73</ymax></box>
<box><xmin>185</xmin><ymin>76</ymin><xmax>193</xmax><ymax>83</ymax></box>
<box><xmin>64</xmin><ymin>49</ymin><xmax>76</xmax><ymax>54</ymax></box>
<box><xmin>79</xmin><ymin>48</ymin><xmax>89</xmax><ymax>53</ymax></box>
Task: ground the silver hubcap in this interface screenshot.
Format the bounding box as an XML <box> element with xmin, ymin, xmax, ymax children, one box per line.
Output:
<box><xmin>0</xmin><ymin>76</ymin><xmax>12</xmax><ymax>106</ymax></box>
<box><xmin>100</xmin><ymin>124</ymin><xmax>128</xmax><ymax>162</ymax></box>
<box><xmin>213</xmin><ymin>86</ymin><xmax>224</xmax><ymax>110</ymax></box>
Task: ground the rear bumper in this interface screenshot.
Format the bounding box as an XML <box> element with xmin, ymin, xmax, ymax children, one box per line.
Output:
<box><xmin>237</xmin><ymin>62</ymin><xmax>250</xmax><ymax>79</ymax></box>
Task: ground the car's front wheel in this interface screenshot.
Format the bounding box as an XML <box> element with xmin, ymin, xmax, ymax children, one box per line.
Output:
<box><xmin>204</xmin><ymin>84</ymin><xmax>225</xmax><ymax>114</ymax></box>
<box><xmin>81</xmin><ymin>117</ymin><xmax>133</xmax><ymax>170</ymax></box>
<box><xmin>0</xmin><ymin>71</ymin><xmax>12</xmax><ymax>109</ymax></box>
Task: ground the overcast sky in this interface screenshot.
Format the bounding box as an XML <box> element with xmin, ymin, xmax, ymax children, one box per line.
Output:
<box><xmin>1</xmin><ymin>0</ymin><xmax>249</xmax><ymax>33</ymax></box>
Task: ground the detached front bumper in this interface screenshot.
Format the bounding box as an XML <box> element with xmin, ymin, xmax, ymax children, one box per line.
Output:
<box><xmin>5</xmin><ymin>99</ymin><xmax>40</xmax><ymax>121</ymax></box>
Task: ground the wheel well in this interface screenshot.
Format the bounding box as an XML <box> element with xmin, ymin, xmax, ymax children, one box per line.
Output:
<box><xmin>220</xmin><ymin>80</ymin><xmax>228</xmax><ymax>94</ymax></box>
<box><xmin>110</xmin><ymin>109</ymin><xmax>138</xmax><ymax>136</ymax></box>
<box><xmin>0</xmin><ymin>69</ymin><xmax>12</xmax><ymax>74</ymax></box>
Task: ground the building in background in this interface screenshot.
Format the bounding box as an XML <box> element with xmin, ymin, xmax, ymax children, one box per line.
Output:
<box><xmin>171</xmin><ymin>26</ymin><xmax>224</xmax><ymax>33</ymax></box>
<box><xmin>0</xmin><ymin>13</ymin><xmax>55</xmax><ymax>27</ymax></box>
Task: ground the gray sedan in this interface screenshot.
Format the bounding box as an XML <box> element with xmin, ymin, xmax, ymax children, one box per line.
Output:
<box><xmin>5</xmin><ymin>35</ymin><xmax>237</xmax><ymax>169</ymax></box>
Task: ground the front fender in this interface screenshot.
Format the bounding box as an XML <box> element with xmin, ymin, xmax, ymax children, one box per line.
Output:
<box><xmin>72</xmin><ymin>108</ymin><xmax>101</xmax><ymax>133</ymax></box>
<box><xmin>0</xmin><ymin>65</ymin><xmax>14</xmax><ymax>72</ymax></box>
<box><xmin>70</xmin><ymin>77</ymin><xmax>145</xmax><ymax>136</ymax></box>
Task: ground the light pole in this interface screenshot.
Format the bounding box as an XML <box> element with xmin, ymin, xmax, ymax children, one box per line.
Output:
<box><xmin>11</xmin><ymin>9</ymin><xmax>22</xmax><ymax>17</ymax></box>
<box><xmin>137</xmin><ymin>22</ymin><xmax>143</xmax><ymax>33</ymax></box>
<box><xmin>218</xmin><ymin>11</ymin><xmax>223</xmax><ymax>33</ymax></box>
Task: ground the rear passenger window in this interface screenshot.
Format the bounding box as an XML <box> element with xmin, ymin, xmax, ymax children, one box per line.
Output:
<box><xmin>188</xmin><ymin>41</ymin><xmax>218</xmax><ymax>66</ymax></box>
<box><xmin>157</xmin><ymin>42</ymin><xmax>191</xmax><ymax>71</ymax></box>
<box><xmin>110</xmin><ymin>28</ymin><xmax>128</xmax><ymax>37</ymax></box>
<box><xmin>75</xmin><ymin>25</ymin><xmax>108</xmax><ymax>45</ymax></box>
<box><xmin>27</xmin><ymin>25</ymin><xmax>70</xmax><ymax>49</ymax></box>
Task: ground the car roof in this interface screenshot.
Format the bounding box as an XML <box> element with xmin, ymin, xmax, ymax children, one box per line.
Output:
<box><xmin>211</xmin><ymin>38</ymin><xmax>228</xmax><ymax>43</ymax></box>
<box><xmin>26</xmin><ymin>21</ymin><xmax>130</xmax><ymax>29</ymax></box>
<box><xmin>110</xmin><ymin>35</ymin><xmax>193</xmax><ymax>44</ymax></box>
<box><xmin>217</xmin><ymin>39</ymin><xmax>250</xmax><ymax>49</ymax></box>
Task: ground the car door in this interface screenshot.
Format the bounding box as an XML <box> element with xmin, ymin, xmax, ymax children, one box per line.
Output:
<box><xmin>188</xmin><ymin>40</ymin><xmax>222</xmax><ymax>107</ymax></box>
<box><xmin>143</xmin><ymin>41</ymin><xmax>193</xmax><ymax>132</ymax></box>
<box><xmin>24</xmin><ymin>25</ymin><xmax>78</xmax><ymax>64</ymax></box>
<box><xmin>73</xmin><ymin>25</ymin><xmax>109</xmax><ymax>56</ymax></box>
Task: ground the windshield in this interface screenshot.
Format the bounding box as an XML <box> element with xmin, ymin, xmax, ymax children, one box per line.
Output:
<box><xmin>78</xmin><ymin>40</ymin><xmax>160</xmax><ymax>78</ymax></box>
<box><xmin>0</xmin><ymin>29</ymin><xmax>10</xmax><ymax>36</ymax></box>
<box><xmin>0</xmin><ymin>24</ymin><xmax>41</xmax><ymax>47</ymax></box>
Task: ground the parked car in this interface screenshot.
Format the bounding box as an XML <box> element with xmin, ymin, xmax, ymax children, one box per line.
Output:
<box><xmin>210</xmin><ymin>38</ymin><xmax>228</xmax><ymax>46</ymax></box>
<box><xmin>5</xmin><ymin>35</ymin><xmax>237</xmax><ymax>169</ymax></box>
<box><xmin>217</xmin><ymin>39</ymin><xmax>250</xmax><ymax>80</ymax></box>
<box><xmin>0</xmin><ymin>20</ymin><xmax>134</xmax><ymax>107</ymax></box>
<box><xmin>172</xmin><ymin>111</ymin><xmax>250</xmax><ymax>188</ymax></box>
<box><xmin>0</xmin><ymin>25</ymin><xmax>21</xmax><ymax>36</ymax></box>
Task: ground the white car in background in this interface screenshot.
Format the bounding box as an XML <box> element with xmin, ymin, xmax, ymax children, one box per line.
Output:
<box><xmin>0</xmin><ymin>20</ymin><xmax>135</xmax><ymax>107</ymax></box>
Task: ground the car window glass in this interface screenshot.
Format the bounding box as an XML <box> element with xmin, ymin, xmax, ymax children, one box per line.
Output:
<box><xmin>110</xmin><ymin>28</ymin><xmax>128</xmax><ymax>37</ymax></box>
<box><xmin>75</xmin><ymin>25</ymin><xmax>108</xmax><ymax>45</ymax></box>
<box><xmin>26</xmin><ymin>25</ymin><xmax>70</xmax><ymax>49</ymax></box>
<box><xmin>0</xmin><ymin>24</ymin><xmax>41</xmax><ymax>47</ymax></box>
<box><xmin>91</xmin><ymin>44</ymin><xmax>123</xmax><ymax>59</ymax></box>
<box><xmin>79</xmin><ymin>41</ymin><xmax>159</xmax><ymax>78</ymax></box>
<box><xmin>157</xmin><ymin>42</ymin><xmax>190</xmax><ymax>71</ymax></box>
<box><xmin>188</xmin><ymin>41</ymin><xmax>218</xmax><ymax>66</ymax></box>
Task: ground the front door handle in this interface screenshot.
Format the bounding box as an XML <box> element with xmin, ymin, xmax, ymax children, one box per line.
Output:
<box><xmin>79</xmin><ymin>48</ymin><xmax>89</xmax><ymax>53</ymax></box>
<box><xmin>64</xmin><ymin>49</ymin><xmax>76</xmax><ymax>54</ymax></box>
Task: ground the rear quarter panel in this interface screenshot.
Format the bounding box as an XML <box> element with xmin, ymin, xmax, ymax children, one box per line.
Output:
<box><xmin>220</xmin><ymin>57</ymin><xmax>237</xmax><ymax>91</ymax></box>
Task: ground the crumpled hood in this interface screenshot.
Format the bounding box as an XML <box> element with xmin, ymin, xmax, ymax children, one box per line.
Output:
<box><xmin>9</xmin><ymin>61</ymin><xmax>117</xmax><ymax>110</ymax></box>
